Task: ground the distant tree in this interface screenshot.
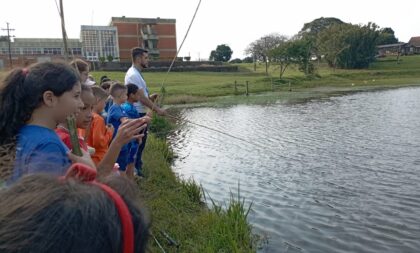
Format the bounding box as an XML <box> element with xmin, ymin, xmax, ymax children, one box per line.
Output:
<box><xmin>242</xmin><ymin>56</ymin><xmax>253</xmax><ymax>63</ymax></box>
<box><xmin>269</xmin><ymin>41</ymin><xmax>294</xmax><ymax>79</ymax></box>
<box><xmin>376</xmin><ymin>27</ymin><xmax>398</xmax><ymax>45</ymax></box>
<box><xmin>335</xmin><ymin>23</ymin><xmax>380</xmax><ymax>68</ymax></box>
<box><xmin>288</xmin><ymin>37</ymin><xmax>315</xmax><ymax>76</ymax></box>
<box><xmin>229</xmin><ymin>58</ymin><xmax>242</xmax><ymax>64</ymax></box>
<box><xmin>317</xmin><ymin>23</ymin><xmax>352</xmax><ymax>69</ymax></box>
<box><xmin>184</xmin><ymin>56</ymin><xmax>191</xmax><ymax>61</ymax></box>
<box><xmin>99</xmin><ymin>56</ymin><xmax>106</xmax><ymax>64</ymax></box>
<box><xmin>298</xmin><ymin>17</ymin><xmax>345</xmax><ymax>38</ymax></box>
<box><xmin>107</xmin><ymin>55</ymin><xmax>114</xmax><ymax>62</ymax></box>
<box><xmin>209</xmin><ymin>44</ymin><xmax>233</xmax><ymax>62</ymax></box>
<box><xmin>298</xmin><ymin>17</ymin><xmax>346</xmax><ymax>64</ymax></box>
<box><xmin>245</xmin><ymin>34</ymin><xmax>288</xmax><ymax>74</ymax></box>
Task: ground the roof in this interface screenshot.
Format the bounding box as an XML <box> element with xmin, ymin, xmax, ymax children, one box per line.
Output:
<box><xmin>377</xmin><ymin>43</ymin><xmax>406</xmax><ymax>48</ymax></box>
<box><xmin>408</xmin><ymin>36</ymin><xmax>420</xmax><ymax>47</ymax></box>
<box><xmin>110</xmin><ymin>17</ymin><xmax>176</xmax><ymax>25</ymax></box>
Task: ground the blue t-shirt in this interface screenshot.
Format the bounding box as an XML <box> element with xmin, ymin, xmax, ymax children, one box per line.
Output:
<box><xmin>121</xmin><ymin>102</ymin><xmax>140</xmax><ymax>120</ymax></box>
<box><xmin>106</xmin><ymin>104</ymin><xmax>128</xmax><ymax>139</ymax></box>
<box><xmin>11</xmin><ymin>125</ymin><xmax>71</xmax><ymax>184</ymax></box>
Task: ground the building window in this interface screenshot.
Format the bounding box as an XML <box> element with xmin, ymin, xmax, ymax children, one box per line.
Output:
<box><xmin>71</xmin><ymin>48</ymin><xmax>82</xmax><ymax>55</ymax></box>
<box><xmin>44</xmin><ymin>48</ymin><xmax>62</xmax><ymax>55</ymax></box>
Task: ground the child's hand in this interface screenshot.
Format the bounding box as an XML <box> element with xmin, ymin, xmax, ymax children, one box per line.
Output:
<box><xmin>106</xmin><ymin>124</ymin><xmax>114</xmax><ymax>134</ymax></box>
<box><xmin>113</xmin><ymin>117</ymin><xmax>150</xmax><ymax>147</ymax></box>
<box><xmin>150</xmin><ymin>93</ymin><xmax>159</xmax><ymax>102</ymax></box>
<box><xmin>67</xmin><ymin>149</ymin><xmax>96</xmax><ymax>169</ymax></box>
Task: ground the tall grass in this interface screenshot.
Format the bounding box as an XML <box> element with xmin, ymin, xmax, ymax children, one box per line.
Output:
<box><xmin>140</xmin><ymin>134</ymin><xmax>258</xmax><ymax>252</ymax></box>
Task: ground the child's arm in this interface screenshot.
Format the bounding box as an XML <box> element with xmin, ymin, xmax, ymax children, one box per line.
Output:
<box><xmin>96</xmin><ymin>117</ymin><xmax>150</xmax><ymax>176</ymax></box>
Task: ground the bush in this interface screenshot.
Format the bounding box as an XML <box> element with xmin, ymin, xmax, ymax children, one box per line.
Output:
<box><xmin>242</xmin><ymin>56</ymin><xmax>253</xmax><ymax>63</ymax></box>
<box><xmin>230</xmin><ymin>58</ymin><xmax>243</xmax><ymax>64</ymax></box>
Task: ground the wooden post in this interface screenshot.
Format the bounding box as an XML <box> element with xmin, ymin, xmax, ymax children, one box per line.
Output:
<box><xmin>271</xmin><ymin>77</ymin><xmax>274</xmax><ymax>91</ymax></box>
<box><xmin>234</xmin><ymin>80</ymin><xmax>237</xmax><ymax>94</ymax></box>
<box><xmin>246</xmin><ymin>81</ymin><xmax>249</xmax><ymax>96</ymax></box>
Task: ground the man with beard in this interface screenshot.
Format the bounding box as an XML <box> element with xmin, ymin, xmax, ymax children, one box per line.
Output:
<box><xmin>125</xmin><ymin>47</ymin><xmax>166</xmax><ymax>177</ymax></box>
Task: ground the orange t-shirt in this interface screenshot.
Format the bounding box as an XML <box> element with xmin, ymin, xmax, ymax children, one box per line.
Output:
<box><xmin>86</xmin><ymin>112</ymin><xmax>114</xmax><ymax>165</ymax></box>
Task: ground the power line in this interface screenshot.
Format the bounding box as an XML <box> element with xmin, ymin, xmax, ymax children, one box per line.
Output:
<box><xmin>1</xmin><ymin>22</ymin><xmax>15</xmax><ymax>68</ymax></box>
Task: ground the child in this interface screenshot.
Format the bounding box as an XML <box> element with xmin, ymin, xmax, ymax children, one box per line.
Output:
<box><xmin>0</xmin><ymin>164</ymin><xmax>149</xmax><ymax>252</ymax></box>
<box><xmin>122</xmin><ymin>84</ymin><xmax>142</xmax><ymax>177</ymax></box>
<box><xmin>106</xmin><ymin>83</ymin><xmax>131</xmax><ymax>175</ymax></box>
<box><xmin>56</xmin><ymin>84</ymin><xmax>95</xmax><ymax>152</ymax></box>
<box><xmin>0</xmin><ymin>62</ymin><xmax>94</xmax><ymax>184</ymax></box>
<box><xmin>70</xmin><ymin>59</ymin><xmax>90</xmax><ymax>85</ymax></box>
<box><xmin>101</xmin><ymin>80</ymin><xmax>113</xmax><ymax>117</ymax></box>
<box><xmin>88</xmin><ymin>86</ymin><xmax>114</xmax><ymax>165</ymax></box>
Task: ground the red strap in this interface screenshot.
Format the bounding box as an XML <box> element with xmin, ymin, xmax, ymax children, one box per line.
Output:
<box><xmin>64</xmin><ymin>163</ymin><xmax>134</xmax><ymax>253</ymax></box>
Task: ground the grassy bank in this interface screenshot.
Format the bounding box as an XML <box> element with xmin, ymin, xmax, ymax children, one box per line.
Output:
<box><xmin>139</xmin><ymin>130</ymin><xmax>257</xmax><ymax>252</ymax></box>
<box><xmin>88</xmin><ymin>55</ymin><xmax>420</xmax><ymax>105</ymax></box>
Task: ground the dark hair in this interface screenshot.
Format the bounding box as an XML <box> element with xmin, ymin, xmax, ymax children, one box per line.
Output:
<box><xmin>110</xmin><ymin>82</ymin><xmax>127</xmax><ymax>97</ymax></box>
<box><xmin>91</xmin><ymin>86</ymin><xmax>108</xmax><ymax>100</ymax></box>
<box><xmin>101</xmin><ymin>80</ymin><xmax>112</xmax><ymax>90</ymax></box>
<box><xmin>126</xmin><ymin>83</ymin><xmax>139</xmax><ymax>97</ymax></box>
<box><xmin>100</xmin><ymin>75</ymin><xmax>111</xmax><ymax>84</ymax></box>
<box><xmin>0</xmin><ymin>62</ymin><xmax>79</xmax><ymax>180</ymax></box>
<box><xmin>70</xmin><ymin>59</ymin><xmax>89</xmax><ymax>73</ymax></box>
<box><xmin>131</xmin><ymin>48</ymin><xmax>148</xmax><ymax>62</ymax></box>
<box><xmin>0</xmin><ymin>174</ymin><xmax>149</xmax><ymax>253</ymax></box>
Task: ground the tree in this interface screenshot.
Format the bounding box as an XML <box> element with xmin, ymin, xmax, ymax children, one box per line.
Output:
<box><xmin>317</xmin><ymin>23</ymin><xmax>352</xmax><ymax>69</ymax></box>
<box><xmin>99</xmin><ymin>56</ymin><xmax>106</xmax><ymax>64</ymax></box>
<box><xmin>184</xmin><ymin>56</ymin><xmax>191</xmax><ymax>61</ymax></box>
<box><xmin>298</xmin><ymin>17</ymin><xmax>346</xmax><ymax>63</ymax></box>
<box><xmin>107</xmin><ymin>55</ymin><xmax>114</xmax><ymax>62</ymax></box>
<box><xmin>209</xmin><ymin>44</ymin><xmax>233</xmax><ymax>62</ymax></box>
<box><xmin>377</xmin><ymin>27</ymin><xmax>398</xmax><ymax>45</ymax></box>
<box><xmin>229</xmin><ymin>58</ymin><xmax>242</xmax><ymax>64</ymax></box>
<box><xmin>334</xmin><ymin>23</ymin><xmax>380</xmax><ymax>69</ymax></box>
<box><xmin>242</xmin><ymin>56</ymin><xmax>253</xmax><ymax>63</ymax></box>
<box><xmin>288</xmin><ymin>37</ymin><xmax>315</xmax><ymax>76</ymax></box>
<box><xmin>269</xmin><ymin>41</ymin><xmax>294</xmax><ymax>79</ymax></box>
<box><xmin>245</xmin><ymin>34</ymin><xmax>288</xmax><ymax>74</ymax></box>
<box><xmin>299</xmin><ymin>17</ymin><xmax>345</xmax><ymax>38</ymax></box>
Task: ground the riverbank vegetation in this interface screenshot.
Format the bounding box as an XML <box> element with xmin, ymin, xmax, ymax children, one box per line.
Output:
<box><xmin>139</xmin><ymin>116</ymin><xmax>258</xmax><ymax>252</ymax></box>
<box><xmin>87</xmin><ymin>55</ymin><xmax>420</xmax><ymax>105</ymax></box>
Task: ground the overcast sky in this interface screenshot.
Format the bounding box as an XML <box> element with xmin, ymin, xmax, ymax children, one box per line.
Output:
<box><xmin>1</xmin><ymin>0</ymin><xmax>419</xmax><ymax>60</ymax></box>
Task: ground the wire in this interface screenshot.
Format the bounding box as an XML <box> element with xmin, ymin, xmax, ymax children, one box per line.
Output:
<box><xmin>159</xmin><ymin>0</ymin><xmax>202</xmax><ymax>96</ymax></box>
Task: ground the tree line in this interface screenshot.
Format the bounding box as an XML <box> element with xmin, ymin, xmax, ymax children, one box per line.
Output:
<box><xmin>246</xmin><ymin>17</ymin><xmax>398</xmax><ymax>77</ymax></box>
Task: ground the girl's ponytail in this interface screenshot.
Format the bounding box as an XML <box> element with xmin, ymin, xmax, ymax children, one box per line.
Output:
<box><xmin>0</xmin><ymin>68</ymin><xmax>29</xmax><ymax>180</ymax></box>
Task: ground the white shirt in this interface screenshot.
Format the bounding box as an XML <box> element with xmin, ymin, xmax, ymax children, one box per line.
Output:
<box><xmin>124</xmin><ymin>66</ymin><xmax>149</xmax><ymax>113</ymax></box>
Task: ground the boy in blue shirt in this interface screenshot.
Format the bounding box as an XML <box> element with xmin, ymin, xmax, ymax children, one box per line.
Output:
<box><xmin>121</xmin><ymin>84</ymin><xmax>142</xmax><ymax>177</ymax></box>
<box><xmin>106</xmin><ymin>83</ymin><xmax>130</xmax><ymax>174</ymax></box>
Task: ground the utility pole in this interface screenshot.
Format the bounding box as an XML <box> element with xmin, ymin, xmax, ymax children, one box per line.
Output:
<box><xmin>1</xmin><ymin>22</ymin><xmax>15</xmax><ymax>68</ymax></box>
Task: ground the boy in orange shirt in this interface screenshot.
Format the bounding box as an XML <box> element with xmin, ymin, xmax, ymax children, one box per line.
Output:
<box><xmin>88</xmin><ymin>86</ymin><xmax>114</xmax><ymax>165</ymax></box>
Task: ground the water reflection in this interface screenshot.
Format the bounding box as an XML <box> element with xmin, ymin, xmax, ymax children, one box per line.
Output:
<box><xmin>168</xmin><ymin>87</ymin><xmax>420</xmax><ymax>253</ymax></box>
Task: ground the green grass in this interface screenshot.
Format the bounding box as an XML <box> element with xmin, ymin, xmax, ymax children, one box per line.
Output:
<box><xmin>140</xmin><ymin>134</ymin><xmax>258</xmax><ymax>252</ymax></box>
<box><xmin>88</xmin><ymin>55</ymin><xmax>420</xmax><ymax>105</ymax></box>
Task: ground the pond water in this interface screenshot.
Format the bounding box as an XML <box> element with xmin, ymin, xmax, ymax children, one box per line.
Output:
<box><xmin>168</xmin><ymin>87</ymin><xmax>420</xmax><ymax>253</ymax></box>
